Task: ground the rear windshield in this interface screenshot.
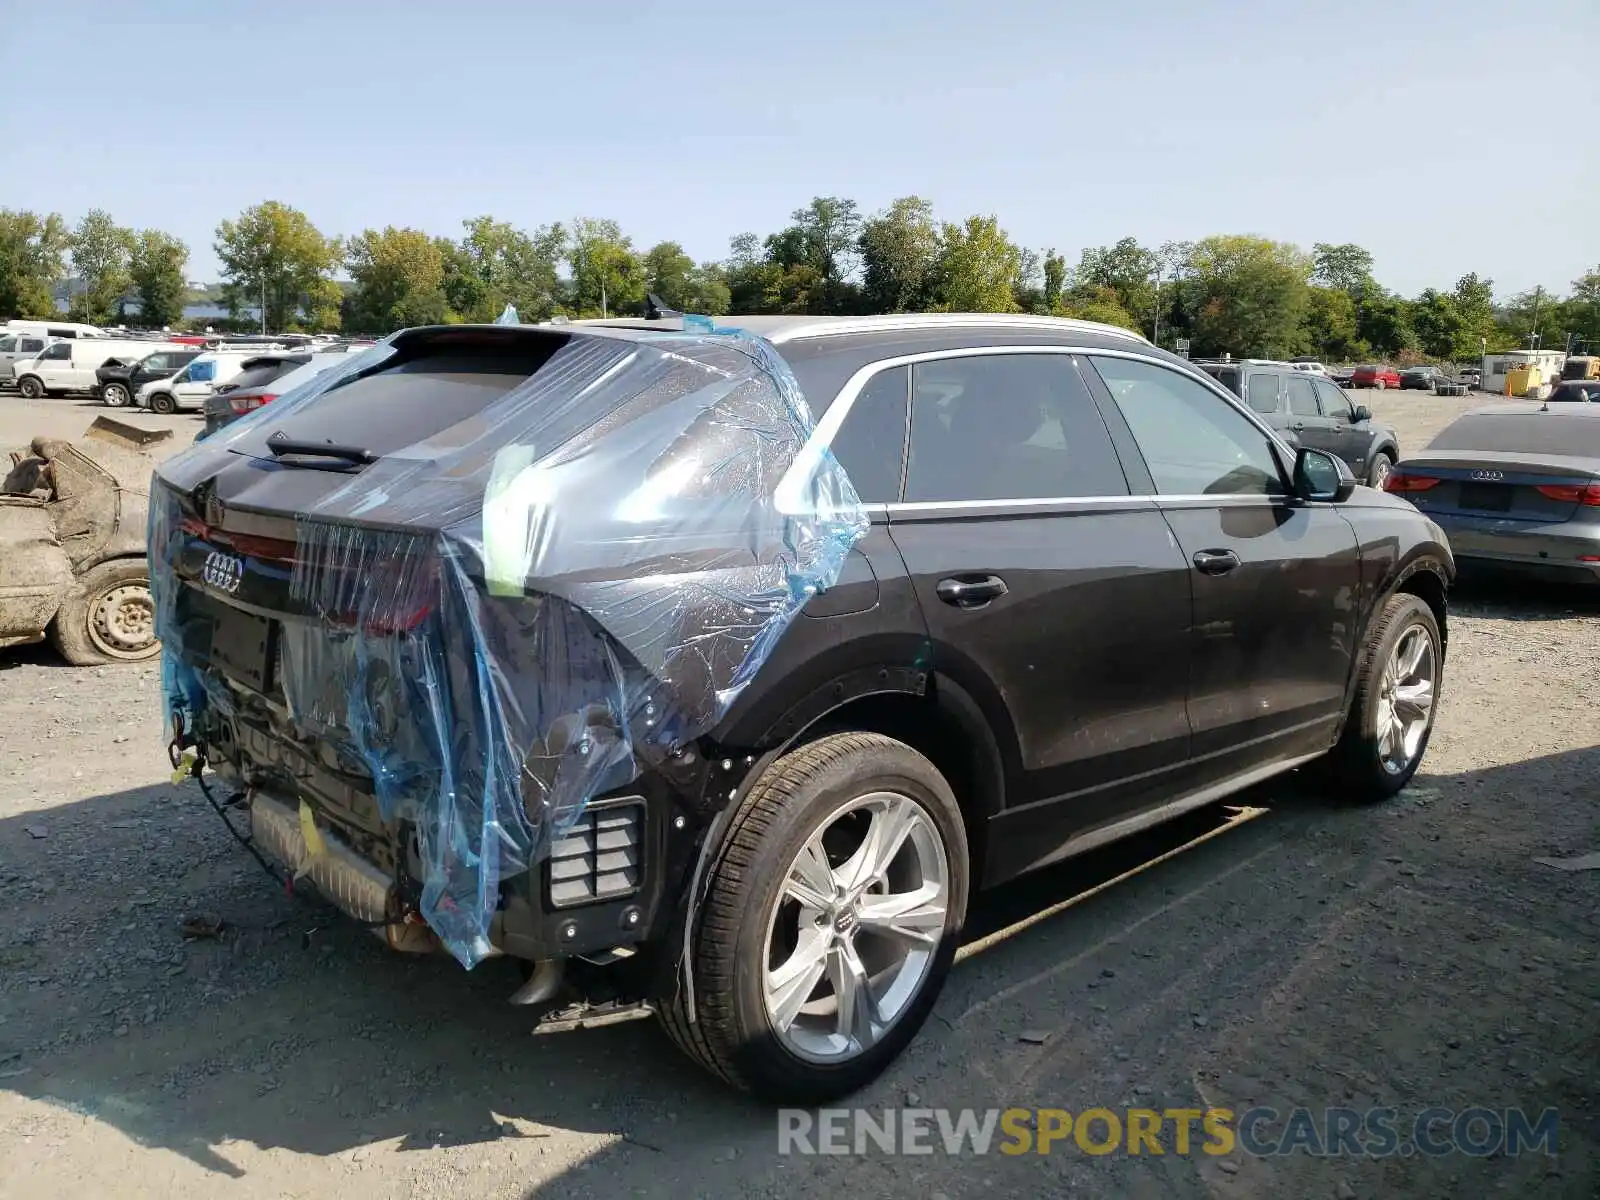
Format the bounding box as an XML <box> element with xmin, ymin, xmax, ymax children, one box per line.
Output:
<box><xmin>227</xmin><ymin>360</ymin><xmax>302</xmax><ymax>392</ymax></box>
<box><xmin>1428</xmin><ymin>412</ymin><xmax>1600</xmax><ymax>456</ymax></box>
<box><xmin>252</xmin><ymin>344</ymin><xmax>570</xmax><ymax>458</ymax></box>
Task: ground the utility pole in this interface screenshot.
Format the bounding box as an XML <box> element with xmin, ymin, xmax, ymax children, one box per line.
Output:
<box><xmin>1152</xmin><ymin>268</ymin><xmax>1161</xmax><ymax>345</ymax></box>
<box><xmin>1529</xmin><ymin>286</ymin><xmax>1543</xmax><ymax>349</ymax></box>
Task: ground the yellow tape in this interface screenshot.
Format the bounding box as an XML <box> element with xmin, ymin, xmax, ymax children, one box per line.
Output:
<box><xmin>299</xmin><ymin>800</ymin><xmax>328</xmax><ymax>859</ymax></box>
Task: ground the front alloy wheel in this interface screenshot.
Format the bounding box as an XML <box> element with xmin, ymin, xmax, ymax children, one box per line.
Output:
<box><xmin>1375</xmin><ymin>624</ymin><xmax>1436</xmax><ymax>775</ymax></box>
<box><xmin>1326</xmin><ymin>591</ymin><xmax>1442</xmax><ymax>800</ymax></box>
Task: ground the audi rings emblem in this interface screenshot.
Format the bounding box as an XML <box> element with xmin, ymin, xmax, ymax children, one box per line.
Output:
<box><xmin>202</xmin><ymin>550</ymin><xmax>244</xmax><ymax>595</ymax></box>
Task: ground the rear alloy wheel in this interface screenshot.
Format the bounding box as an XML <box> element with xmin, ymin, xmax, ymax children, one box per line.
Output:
<box><xmin>1367</xmin><ymin>451</ymin><xmax>1394</xmax><ymax>490</ymax></box>
<box><xmin>18</xmin><ymin>375</ymin><xmax>44</xmax><ymax>400</ymax></box>
<box><xmin>148</xmin><ymin>391</ymin><xmax>176</xmax><ymax>415</ymax></box>
<box><xmin>1374</xmin><ymin>378</ymin><xmax>1387</xmax><ymax>391</ymax></box>
<box><xmin>659</xmin><ymin>732</ymin><xmax>969</xmax><ymax>1104</ymax></box>
<box><xmin>1326</xmin><ymin>592</ymin><xmax>1441</xmax><ymax>801</ymax></box>
<box><xmin>49</xmin><ymin>560</ymin><xmax>160</xmax><ymax>666</ymax></box>
<box><xmin>102</xmin><ymin>381</ymin><xmax>131</xmax><ymax>407</ymax></box>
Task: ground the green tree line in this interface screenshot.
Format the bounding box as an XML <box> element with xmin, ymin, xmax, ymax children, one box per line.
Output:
<box><xmin>2</xmin><ymin>199</ymin><xmax>1597</xmax><ymax>363</ymax></box>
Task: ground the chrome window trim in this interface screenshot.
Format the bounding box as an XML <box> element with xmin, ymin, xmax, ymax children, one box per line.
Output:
<box><xmin>774</xmin><ymin>344</ymin><xmax>1296</xmax><ymax>515</ymax></box>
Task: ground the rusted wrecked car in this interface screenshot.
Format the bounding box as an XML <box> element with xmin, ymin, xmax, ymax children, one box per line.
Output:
<box><xmin>0</xmin><ymin>417</ymin><xmax>167</xmax><ymax>665</ymax></box>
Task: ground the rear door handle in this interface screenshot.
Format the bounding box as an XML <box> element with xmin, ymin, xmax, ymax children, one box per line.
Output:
<box><xmin>936</xmin><ymin>575</ymin><xmax>1008</xmax><ymax>608</ymax></box>
<box><xmin>1192</xmin><ymin>549</ymin><xmax>1241</xmax><ymax>575</ymax></box>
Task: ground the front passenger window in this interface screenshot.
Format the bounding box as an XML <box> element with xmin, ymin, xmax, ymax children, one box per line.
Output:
<box><xmin>40</xmin><ymin>343</ymin><xmax>70</xmax><ymax>361</ymax></box>
<box><xmin>1286</xmin><ymin>376</ymin><xmax>1320</xmax><ymax>417</ymax></box>
<box><xmin>1089</xmin><ymin>356</ymin><xmax>1286</xmax><ymax>497</ymax></box>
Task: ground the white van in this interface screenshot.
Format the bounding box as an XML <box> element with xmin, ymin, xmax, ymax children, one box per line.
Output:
<box><xmin>12</xmin><ymin>338</ymin><xmax>187</xmax><ymax>398</ymax></box>
<box><xmin>135</xmin><ymin>350</ymin><xmax>263</xmax><ymax>414</ymax></box>
<box><xmin>0</xmin><ymin>330</ymin><xmax>52</xmax><ymax>383</ymax></box>
<box><xmin>4</xmin><ymin>319</ymin><xmax>106</xmax><ymax>340</ymax></box>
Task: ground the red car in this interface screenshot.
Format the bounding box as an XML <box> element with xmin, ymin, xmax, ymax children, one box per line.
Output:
<box><xmin>1350</xmin><ymin>364</ymin><xmax>1402</xmax><ymax>390</ymax></box>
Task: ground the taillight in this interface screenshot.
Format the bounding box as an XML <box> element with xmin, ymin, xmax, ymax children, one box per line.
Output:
<box><xmin>229</xmin><ymin>392</ymin><xmax>278</xmax><ymax>414</ymax></box>
<box><xmin>1534</xmin><ymin>483</ymin><xmax>1600</xmax><ymax>505</ymax></box>
<box><xmin>1383</xmin><ymin>470</ymin><xmax>1441</xmax><ymax>493</ymax></box>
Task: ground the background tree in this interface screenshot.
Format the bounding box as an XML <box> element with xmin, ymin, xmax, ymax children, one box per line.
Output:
<box><xmin>68</xmin><ymin>209</ymin><xmax>134</xmax><ymax>324</ymax></box>
<box><xmin>1448</xmin><ymin>272</ymin><xmax>1496</xmax><ymax>359</ymax></box>
<box><xmin>1562</xmin><ymin>266</ymin><xmax>1600</xmax><ymax>352</ymax></box>
<box><xmin>929</xmin><ymin>215</ymin><xmax>1021</xmax><ymax>313</ymax></box>
<box><xmin>1041</xmin><ymin>250</ymin><xmax>1066</xmax><ymax>312</ymax></box>
<box><xmin>565</xmin><ymin>218</ymin><xmax>644</xmax><ymax>317</ymax></box>
<box><xmin>1409</xmin><ymin>288</ymin><xmax>1465</xmax><ymax>360</ymax></box>
<box><xmin>1188</xmin><ymin>235</ymin><xmax>1313</xmax><ymax>359</ymax></box>
<box><xmin>0</xmin><ymin>209</ymin><xmax>69</xmax><ymax>319</ymax></box>
<box><xmin>1354</xmin><ymin>290</ymin><xmax>1417</xmax><ymax>358</ymax></box>
<box><xmin>642</xmin><ymin>242</ymin><xmax>730</xmax><ymax>314</ymax></box>
<box><xmin>214</xmin><ymin>201</ymin><xmax>343</xmax><ymax>331</ymax></box>
<box><xmin>344</xmin><ymin>226</ymin><xmax>450</xmax><ymax>332</ymax></box>
<box><xmin>1071</xmin><ymin>237</ymin><xmax>1158</xmax><ymax>330</ymax></box>
<box><xmin>452</xmin><ymin>216</ymin><xmax>564</xmax><ymax>322</ymax></box>
<box><xmin>1311</xmin><ymin>243</ymin><xmax>1376</xmax><ymax>295</ymax></box>
<box><xmin>1304</xmin><ymin>285</ymin><xmax>1361</xmax><ymax>361</ymax></box>
<box><xmin>858</xmin><ymin>196</ymin><xmax>939</xmax><ymax>313</ymax></box>
<box><xmin>127</xmin><ymin>229</ymin><xmax>189</xmax><ymax>327</ymax></box>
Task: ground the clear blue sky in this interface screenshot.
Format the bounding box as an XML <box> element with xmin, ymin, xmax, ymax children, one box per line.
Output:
<box><xmin>11</xmin><ymin>0</ymin><xmax>1597</xmax><ymax>299</ymax></box>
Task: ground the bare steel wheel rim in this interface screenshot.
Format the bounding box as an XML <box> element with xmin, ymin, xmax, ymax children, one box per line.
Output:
<box><xmin>1376</xmin><ymin>624</ymin><xmax>1436</xmax><ymax>774</ymax></box>
<box><xmin>89</xmin><ymin>582</ymin><xmax>158</xmax><ymax>659</ymax></box>
<box><xmin>762</xmin><ymin>790</ymin><xmax>950</xmax><ymax>1064</ymax></box>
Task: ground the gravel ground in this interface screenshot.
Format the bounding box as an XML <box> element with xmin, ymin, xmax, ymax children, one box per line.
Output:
<box><xmin>0</xmin><ymin>388</ymin><xmax>1596</xmax><ymax>1199</ymax></box>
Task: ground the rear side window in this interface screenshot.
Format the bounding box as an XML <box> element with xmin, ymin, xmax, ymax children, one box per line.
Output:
<box><xmin>0</xmin><ymin>337</ymin><xmax>15</xmax><ymax>352</ymax></box>
<box><xmin>830</xmin><ymin>365</ymin><xmax>908</xmax><ymax>504</ymax></box>
<box><xmin>1245</xmin><ymin>373</ymin><xmax>1280</xmax><ymax>414</ymax></box>
<box><xmin>1285</xmin><ymin>375</ymin><xmax>1320</xmax><ymax>417</ymax></box>
<box><xmin>903</xmin><ymin>354</ymin><xmax>1127</xmax><ymax>503</ymax></box>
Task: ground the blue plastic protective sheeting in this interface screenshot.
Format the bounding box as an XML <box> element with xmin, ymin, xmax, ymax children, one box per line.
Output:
<box><xmin>149</xmin><ymin>326</ymin><xmax>867</xmax><ymax>966</ymax></box>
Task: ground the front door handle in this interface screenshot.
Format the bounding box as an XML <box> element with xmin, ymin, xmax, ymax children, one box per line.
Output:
<box><xmin>1289</xmin><ymin>421</ymin><xmax>1305</xmax><ymax>431</ymax></box>
<box><xmin>1192</xmin><ymin>549</ymin><xmax>1241</xmax><ymax>576</ymax></box>
<box><xmin>936</xmin><ymin>575</ymin><xmax>1008</xmax><ymax>608</ymax></box>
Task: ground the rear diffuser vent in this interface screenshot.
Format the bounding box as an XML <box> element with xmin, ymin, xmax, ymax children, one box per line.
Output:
<box><xmin>547</xmin><ymin>801</ymin><xmax>643</xmax><ymax>909</ymax></box>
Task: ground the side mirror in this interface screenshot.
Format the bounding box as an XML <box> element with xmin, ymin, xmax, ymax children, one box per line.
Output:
<box><xmin>1294</xmin><ymin>447</ymin><xmax>1355</xmax><ymax>502</ymax></box>
<box><xmin>1352</xmin><ymin>404</ymin><xmax>1372</xmax><ymax>422</ymax></box>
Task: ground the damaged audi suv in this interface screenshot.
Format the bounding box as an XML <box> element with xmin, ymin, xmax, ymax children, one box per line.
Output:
<box><xmin>150</xmin><ymin>314</ymin><xmax>1454</xmax><ymax>1103</ymax></box>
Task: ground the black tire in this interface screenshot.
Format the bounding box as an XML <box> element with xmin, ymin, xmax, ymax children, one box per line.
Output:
<box><xmin>1325</xmin><ymin>593</ymin><xmax>1441</xmax><ymax>802</ymax></box>
<box><xmin>658</xmin><ymin>732</ymin><xmax>969</xmax><ymax>1104</ymax></box>
<box><xmin>1367</xmin><ymin>450</ymin><xmax>1394</xmax><ymax>489</ymax></box>
<box><xmin>48</xmin><ymin>559</ymin><xmax>160</xmax><ymax>666</ymax></box>
<box><xmin>17</xmin><ymin>375</ymin><xmax>44</xmax><ymax>400</ymax></box>
<box><xmin>102</xmin><ymin>381</ymin><xmax>131</xmax><ymax>408</ymax></box>
<box><xmin>148</xmin><ymin>391</ymin><xmax>176</xmax><ymax>415</ymax></box>
<box><xmin>1375</xmin><ymin>378</ymin><xmax>1386</xmax><ymax>391</ymax></box>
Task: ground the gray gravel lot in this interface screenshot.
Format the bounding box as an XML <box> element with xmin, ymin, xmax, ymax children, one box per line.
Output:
<box><xmin>0</xmin><ymin>387</ymin><xmax>1595</xmax><ymax>1199</ymax></box>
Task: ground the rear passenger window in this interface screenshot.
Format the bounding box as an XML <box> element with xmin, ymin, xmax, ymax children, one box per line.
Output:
<box><xmin>1286</xmin><ymin>375</ymin><xmax>1320</xmax><ymax>417</ymax></box>
<box><xmin>903</xmin><ymin>354</ymin><xmax>1127</xmax><ymax>503</ymax></box>
<box><xmin>830</xmin><ymin>365</ymin><xmax>908</xmax><ymax>503</ymax></box>
<box><xmin>1245</xmin><ymin>373</ymin><xmax>1280</xmax><ymax>414</ymax></box>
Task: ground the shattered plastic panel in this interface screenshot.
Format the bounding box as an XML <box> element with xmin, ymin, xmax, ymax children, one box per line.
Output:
<box><xmin>150</xmin><ymin>326</ymin><xmax>867</xmax><ymax>966</ymax></box>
